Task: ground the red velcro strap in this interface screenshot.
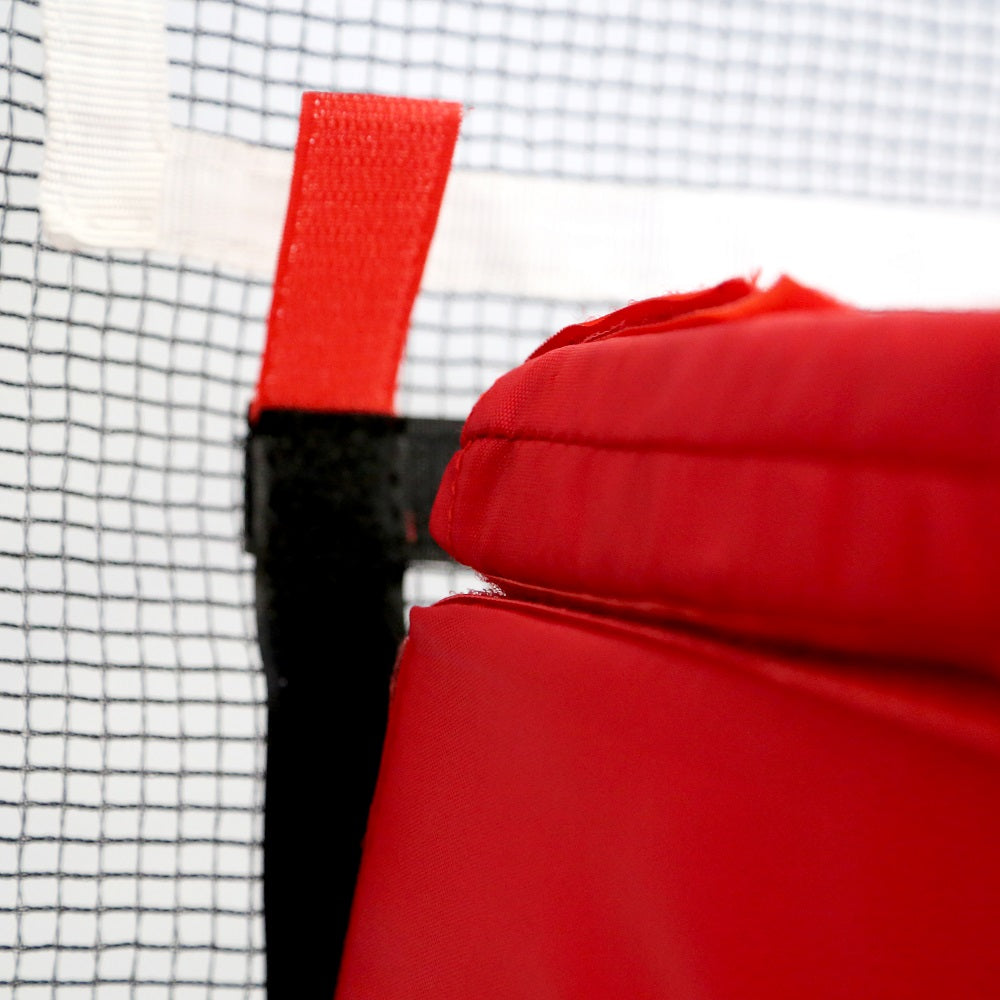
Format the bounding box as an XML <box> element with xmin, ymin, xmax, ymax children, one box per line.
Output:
<box><xmin>249</xmin><ymin>93</ymin><xmax>461</xmax><ymax>422</ymax></box>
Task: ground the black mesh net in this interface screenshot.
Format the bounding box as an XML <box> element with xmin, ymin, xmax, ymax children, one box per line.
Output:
<box><xmin>2</xmin><ymin>0</ymin><xmax>1000</xmax><ymax>994</ymax></box>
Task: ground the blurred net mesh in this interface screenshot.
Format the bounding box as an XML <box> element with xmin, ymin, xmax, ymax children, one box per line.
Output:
<box><xmin>2</xmin><ymin>0</ymin><xmax>999</xmax><ymax>994</ymax></box>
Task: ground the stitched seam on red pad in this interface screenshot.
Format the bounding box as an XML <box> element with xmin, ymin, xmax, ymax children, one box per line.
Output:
<box><xmin>453</xmin><ymin>434</ymin><xmax>1000</xmax><ymax>479</ymax></box>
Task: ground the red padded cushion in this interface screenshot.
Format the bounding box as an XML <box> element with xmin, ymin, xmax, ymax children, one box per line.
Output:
<box><xmin>432</xmin><ymin>277</ymin><xmax>1000</xmax><ymax>672</ymax></box>
<box><xmin>337</xmin><ymin>596</ymin><xmax>1000</xmax><ymax>999</ymax></box>
<box><xmin>337</xmin><ymin>279</ymin><xmax>1000</xmax><ymax>1000</ymax></box>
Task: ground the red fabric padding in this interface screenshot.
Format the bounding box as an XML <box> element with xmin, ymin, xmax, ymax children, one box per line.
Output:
<box><xmin>337</xmin><ymin>596</ymin><xmax>1000</xmax><ymax>999</ymax></box>
<box><xmin>432</xmin><ymin>278</ymin><xmax>1000</xmax><ymax>673</ymax></box>
<box><xmin>338</xmin><ymin>279</ymin><xmax>1000</xmax><ymax>997</ymax></box>
<box><xmin>249</xmin><ymin>92</ymin><xmax>460</xmax><ymax>422</ymax></box>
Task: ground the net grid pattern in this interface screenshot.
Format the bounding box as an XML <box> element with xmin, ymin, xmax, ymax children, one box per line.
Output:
<box><xmin>4</xmin><ymin>0</ymin><xmax>1000</xmax><ymax>994</ymax></box>
<box><xmin>167</xmin><ymin>0</ymin><xmax>1000</xmax><ymax>206</ymax></box>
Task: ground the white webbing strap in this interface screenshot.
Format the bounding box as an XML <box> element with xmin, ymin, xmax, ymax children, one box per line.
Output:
<box><xmin>40</xmin><ymin>0</ymin><xmax>170</xmax><ymax>249</ymax></box>
<box><xmin>40</xmin><ymin>0</ymin><xmax>1000</xmax><ymax>307</ymax></box>
<box><xmin>40</xmin><ymin>0</ymin><xmax>290</xmax><ymax>275</ymax></box>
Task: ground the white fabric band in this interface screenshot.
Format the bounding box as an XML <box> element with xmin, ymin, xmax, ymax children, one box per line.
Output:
<box><xmin>40</xmin><ymin>0</ymin><xmax>1000</xmax><ymax>308</ymax></box>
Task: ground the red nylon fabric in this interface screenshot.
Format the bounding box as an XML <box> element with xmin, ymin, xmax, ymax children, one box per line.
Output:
<box><xmin>249</xmin><ymin>92</ymin><xmax>460</xmax><ymax>422</ymax></box>
<box><xmin>338</xmin><ymin>596</ymin><xmax>1000</xmax><ymax>1000</ymax></box>
<box><xmin>336</xmin><ymin>279</ymin><xmax>1000</xmax><ymax>999</ymax></box>
<box><xmin>434</xmin><ymin>278</ymin><xmax>1000</xmax><ymax>672</ymax></box>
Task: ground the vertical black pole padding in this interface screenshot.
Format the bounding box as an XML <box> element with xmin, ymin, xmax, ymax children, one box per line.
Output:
<box><xmin>245</xmin><ymin>410</ymin><xmax>407</xmax><ymax>999</ymax></box>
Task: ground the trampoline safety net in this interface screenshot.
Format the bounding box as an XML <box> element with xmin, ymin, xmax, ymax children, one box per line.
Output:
<box><xmin>2</xmin><ymin>0</ymin><xmax>1000</xmax><ymax>994</ymax></box>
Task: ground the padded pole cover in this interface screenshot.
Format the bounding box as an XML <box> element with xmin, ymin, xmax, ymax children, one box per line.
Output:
<box><xmin>337</xmin><ymin>277</ymin><xmax>1000</xmax><ymax>1000</ymax></box>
